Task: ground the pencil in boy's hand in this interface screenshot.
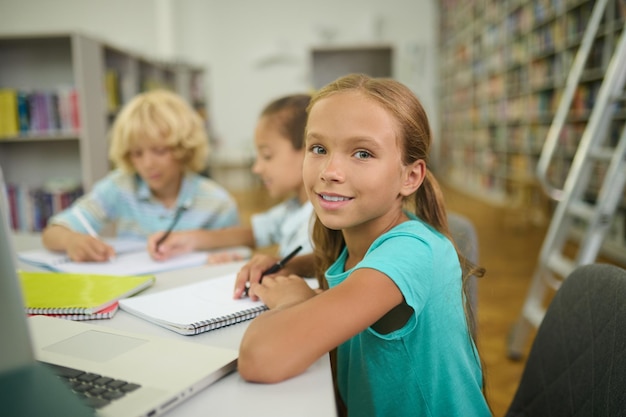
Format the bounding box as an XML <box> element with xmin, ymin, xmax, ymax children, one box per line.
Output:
<box><xmin>155</xmin><ymin>205</ymin><xmax>187</xmax><ymax>250</ymax></box>
<box><xmin>243</xmin><ymin>245</ymin><xmax>303</xmax><ymax>297</ymax></box>
<box><xmin>74</xmin><ymin>208</ymin><xmax>99</xmax><ymax>239</ymax></box>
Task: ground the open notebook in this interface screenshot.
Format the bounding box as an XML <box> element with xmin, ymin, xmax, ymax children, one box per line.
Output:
<box><xmin>119</xmin><ymin>273</ymin><xmax>319</xmax><ymax>336</ymax></box>
<box><xmin>19</xmin><ymin>245</ymin><xmax>252</xmax><ymax>276</ymax></box>
<box><xmin>17</xmin><ymin>238</ymin><xmax>145</xmax><ymax>268</ymax></box>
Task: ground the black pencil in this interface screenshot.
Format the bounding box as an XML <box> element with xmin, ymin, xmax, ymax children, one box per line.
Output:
<box><xmin>155</xmin><ymin>205</ymin><xmax>186</xmax><ymax>250</ymax></box>
<box><xmin>244</xmin><ymin>245</ymin><xmax>303</xmax><ymax>296</ymax></box>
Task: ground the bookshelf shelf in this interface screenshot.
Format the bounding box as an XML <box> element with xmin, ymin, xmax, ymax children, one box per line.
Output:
<box><xmin>439</xmin><ymin>0</ymin><xmax>626</xmax><ymax>256</ymax></box>
<box><xmin>0</xmin><ymin>32</ymin><xmax>206</xmax><ymax>232</ymax></box>
<box><xmin>0</xmin><ymin>134</ymin><xmax>79</xmax><ymax>143</ymax></box>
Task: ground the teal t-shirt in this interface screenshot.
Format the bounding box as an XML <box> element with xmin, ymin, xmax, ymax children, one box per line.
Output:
<box><xmin>326</xmin><ymin>216</ymin><xmax>491</xmax><ymax>417</ymax></box>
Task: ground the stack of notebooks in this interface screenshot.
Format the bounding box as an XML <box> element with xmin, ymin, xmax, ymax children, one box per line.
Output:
<box><xmin>19</xmin><ymin>271</ymin><xmax>155</xmax><ymax>321</ymax></box>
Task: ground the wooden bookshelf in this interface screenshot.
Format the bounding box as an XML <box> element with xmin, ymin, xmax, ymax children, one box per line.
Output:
<box><xmin>0</xmin><ymin>32</ymin><xmax>207</xmax><ymax>232</ymax></box>
<box><xmin>438</xmin><ymin>0</ymin><xmax>626</xmax><ymax>261</ymax></box>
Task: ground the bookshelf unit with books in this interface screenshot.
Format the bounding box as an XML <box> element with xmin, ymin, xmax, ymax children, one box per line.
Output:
<box><xmin>438</xmin><ymin>0</ymin><xmax>626</xmax><ymax>261</ymax></box>
<box><xmin>0</xmin><ymin>32</ymin><xmax>207</xmax><ymax>232</ymax></box>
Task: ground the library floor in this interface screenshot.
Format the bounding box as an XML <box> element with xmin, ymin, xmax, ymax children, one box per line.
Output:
<box><xmin>230</xmin><ymin>182</ymin><xmax>548</xmax><ymax>417</ymax></box>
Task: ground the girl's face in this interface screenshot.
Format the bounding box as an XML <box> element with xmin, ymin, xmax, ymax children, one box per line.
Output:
<box><xmin>252</xmin><ymin>115</ymin><xmax>306</xmax><ymax>202</ymax></box>
<box><xmin>303</xmin><ymin>91</ymin><xmax>422</xmax><ymax>237</ymax></box>
<box><xmin>129</xmin><ymin>140</ymin><xmax>184</xmax><ymax>200</ymax></box>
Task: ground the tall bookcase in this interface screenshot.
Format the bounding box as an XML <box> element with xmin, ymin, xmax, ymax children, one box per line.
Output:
<box><xmin>0</xmin><ymin>32</ymin><xmax>206</xmax><ymax>231</ymax></box>
<box><xmin>438</xmin><ymin>0</ymin><xmax>626</xmax><ymax>260</ymax></box>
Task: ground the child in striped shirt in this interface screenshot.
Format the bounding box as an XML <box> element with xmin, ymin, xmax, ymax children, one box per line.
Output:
<box><xmin>42</xmin><ymin>89</ymin><xmax>239</xmax><ymax>262</ymax></box>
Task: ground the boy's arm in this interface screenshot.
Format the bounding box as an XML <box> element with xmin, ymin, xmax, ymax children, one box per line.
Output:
<box><xmin>41</xmin><ymin>224</ymin><xmax>114</xmax><ymax>262</ymax></box>
<box><xmin>148</xmin><ymin>226</ymin><xmax>256</xmax><ymax>261</ymax></box>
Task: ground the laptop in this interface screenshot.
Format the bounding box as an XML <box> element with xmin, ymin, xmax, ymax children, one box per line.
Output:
<box><xmin>0</xmin><ymin>166</ymin><xmax>238</xmax><ymax>417</ymax></box>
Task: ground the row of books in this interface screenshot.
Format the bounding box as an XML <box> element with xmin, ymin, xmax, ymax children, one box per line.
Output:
<box><xmin>0</xmin><ymin>87</ymin><xmax>80</xmax><ymax>138</ymax></box>
<box><xmin>5</xmin><ymin>183</ymin><xmax>83</xmax><ymax>232</ymax></box>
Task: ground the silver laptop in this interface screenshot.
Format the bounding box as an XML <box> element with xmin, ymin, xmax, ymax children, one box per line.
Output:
<box><xmin>0</xmin><ymin>166</ymin><xmax>238</xmax><ymax>417</ymax></box>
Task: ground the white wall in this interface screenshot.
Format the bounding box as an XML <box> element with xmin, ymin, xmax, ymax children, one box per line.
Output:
<box><xmin>0</xmin><ymin>0</ymin><xmax>160</xmax><ymax>54</ymax></box>
<box><xmin>0</xmin><ymin>0</ymin><xmax>439</xmax><ymax>163</ymax></box>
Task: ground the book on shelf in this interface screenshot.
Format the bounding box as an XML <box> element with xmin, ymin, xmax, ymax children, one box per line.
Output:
<box><xmin>105</xmin><ymin>69</ymin><xmax>121</xmax><ymax>113</ymax></box>
<box><xmin>0</xmin><ymin>88</ymin><xmax>19</xmax><ymax>138</ymax></box>
<box><xmin>28</xmin><ymin>302</ymin><xmax>120</xmax><ymax>321</ymax></box>
<box><xmin>119</xmin><ymin>273</ymin><xmax>319</xmax><ymax>336</ymax></box>
<box><xmin>18</xmin><ymin>270</ymin><xmax>156</xmax><ymax>315</ymax></box>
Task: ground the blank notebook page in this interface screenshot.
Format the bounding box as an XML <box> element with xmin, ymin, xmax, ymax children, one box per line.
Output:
<box><xmin>118</xmin><ymin>273</ymin><xmax>267</xmax><ymax>335</ymax></box>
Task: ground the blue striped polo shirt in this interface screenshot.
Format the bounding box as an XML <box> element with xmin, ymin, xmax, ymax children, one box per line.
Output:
<box><xmin>49</xmin><ymin>169</ymin><xmax>239</xmax><ymax>239</ymax></box>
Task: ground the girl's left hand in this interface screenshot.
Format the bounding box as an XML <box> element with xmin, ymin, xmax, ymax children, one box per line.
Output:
<box><xmin>251</xmin><ymin>274</ymin><xmax>317</xmax><ymax>310</ymax></box>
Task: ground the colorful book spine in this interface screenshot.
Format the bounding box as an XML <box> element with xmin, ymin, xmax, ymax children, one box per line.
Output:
<box><xmin>0</xmin><ymin>89</ymin><xmax>19</xmax><ymax>138</ymax></box>
<box><xmin>3</xmin><ymin>182</ymin><xmax>83</xmax><ymax>232</ymax></box>
<box><xmin>0</xmin><ymin>87</ymin><xmax>80</xmax><ymax>136</ymax></box>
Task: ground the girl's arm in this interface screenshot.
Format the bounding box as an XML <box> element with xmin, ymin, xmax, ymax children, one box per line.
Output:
<box><xmin>238</xmin><ymin>267</ymin><xmax>404</xmax><ymax>383</ymax></box>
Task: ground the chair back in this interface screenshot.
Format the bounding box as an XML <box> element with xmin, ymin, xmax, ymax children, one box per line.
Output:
<box><xmin>505</xmin><ymin>263</ymin><xmax>626</xmax><ymax>416</ymax></box>
<box><xmin>448</xmin><ymin>212</ymin><xmax>479</xmax><ymax>327</ymax></box>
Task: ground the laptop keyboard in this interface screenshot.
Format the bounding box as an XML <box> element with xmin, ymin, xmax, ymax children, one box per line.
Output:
<box><xmin>42</xmin><ymin>362</ymin><xmax>142</xmax><ymax>409</ymax></box>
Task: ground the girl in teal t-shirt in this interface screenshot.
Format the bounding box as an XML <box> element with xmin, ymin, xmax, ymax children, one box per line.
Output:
<box><xmin>235</xmin><ymin>74</ymin><xmax>491</xmax><ymax>417</ymax></box>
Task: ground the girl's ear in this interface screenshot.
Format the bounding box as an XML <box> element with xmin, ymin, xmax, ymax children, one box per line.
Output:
<box><xmin>400</xmin><ymin>159</ymin><xmax>426</xmax><ymax>197</ymax></box>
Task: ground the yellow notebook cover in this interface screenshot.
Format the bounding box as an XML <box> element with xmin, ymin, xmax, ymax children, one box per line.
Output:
<box><xmin>19</xmin><ymin>271</ymin><xmax>155</xmax><ymax>315</ymax></box>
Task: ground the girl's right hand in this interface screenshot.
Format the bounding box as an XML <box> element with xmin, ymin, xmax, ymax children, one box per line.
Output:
<box><xmin>233</xmin><ymin>254</ymin><xmax>281</xmax><ymax>300</ymax></box>
<box><xmin>66</xmin><ymin>234</ymin><xmax>115</xmax><ymax>262</ymax></box>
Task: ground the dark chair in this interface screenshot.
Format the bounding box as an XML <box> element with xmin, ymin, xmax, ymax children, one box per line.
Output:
<box><xmin>505</xmin><ymin>263</ymin><xmax>626</xmax><ymax>417</ymax></box>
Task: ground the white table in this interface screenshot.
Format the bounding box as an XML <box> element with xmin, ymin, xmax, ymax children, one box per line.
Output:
<box><xmin>13</xmin><ymin>233</ymin><xmax>337</xmax><ymax>417</ymax></box>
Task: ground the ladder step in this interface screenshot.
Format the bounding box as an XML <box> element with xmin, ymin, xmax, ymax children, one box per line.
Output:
<box><xmin>610</xmin><ymin>93</ymin><xmax>626</xmax><ymax>102</ymax></box>
<box><xmin>568</xmin><ymin>200</ymin><xmax>595</xmax><ymax>220</ymax></box>
<box><xmin>589</xmin><ymin>147</ymin><xmax>615</xmax><ymax>161</ymax></box>
<box><xmin>547</xmin><ymin>253</ymin><xmax>575</xmax><ymax>279</ymax></box>
<box><xmin>523</xmin><ymin>302</ymin><xmax>546</xmax><ymax>328</ymax></box>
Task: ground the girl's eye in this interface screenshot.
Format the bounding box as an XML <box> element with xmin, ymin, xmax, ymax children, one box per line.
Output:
<box><xmin>310</xmin><ymin>145</ymin><xmax>326</xmax><ymax>155</ymax></box>
<box><xmin>354</xmin><ymin>150</ymin><xmax>372</xmax><ymax>159</ymax></box>
<box><xmin>129</xmin><ymin>150</ymin><xmax>142</xmax><ymax>158</ymax></box>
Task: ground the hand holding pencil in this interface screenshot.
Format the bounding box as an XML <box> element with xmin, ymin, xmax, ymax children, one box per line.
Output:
<box><xmin>65</xmin><ymin>208</ymin><xmax>115</xmax><ymax>262</ymax></box>
<box><xmin>147</xmin><ymin>203</ymin><xmax>191</xmax><ymax>261</ymax></box>
<box><xmin>234</xmin><ymin>246</ymin><xmax>303</xmax><ymax>300</ymax></box>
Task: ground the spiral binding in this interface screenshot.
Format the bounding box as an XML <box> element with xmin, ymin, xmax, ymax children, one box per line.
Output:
<box><xmin>190</xmin><ymin>305</ymin><xmax>269</xmax><ymax>335</ymax></box>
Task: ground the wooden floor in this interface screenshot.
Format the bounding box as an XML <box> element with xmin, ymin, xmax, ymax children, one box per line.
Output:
<box><xmin>230</xmin><ymin>182</ymin><xmax>551</xmax><ymax>417</ymax></box>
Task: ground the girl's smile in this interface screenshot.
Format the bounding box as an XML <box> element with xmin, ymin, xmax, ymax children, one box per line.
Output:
<box><xmin>316</xmin><ymin>192</ymin><xmax>353</xmax><ymax>211</ymax></box>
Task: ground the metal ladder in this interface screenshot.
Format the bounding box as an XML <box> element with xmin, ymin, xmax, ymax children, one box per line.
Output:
<box><xmin>507</xmin><ymin>0</ymin><xmax>626</xmax><ymax>359</ymax></box>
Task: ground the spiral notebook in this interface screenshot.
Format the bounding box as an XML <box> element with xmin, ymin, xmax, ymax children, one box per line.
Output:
<box><xmin>28</xmin><ymin>302</ymin><xmax>120</xmax><ymax>321</ymax></box>
<box><xmin>118</xmin><ymin>273</ymin><xmax>268</xmax><ymax>335</ymax></box>
<box><xmin>19</xmin><ymin>270</ymin><xmax>155</xmax><ymax>315</ymax></box>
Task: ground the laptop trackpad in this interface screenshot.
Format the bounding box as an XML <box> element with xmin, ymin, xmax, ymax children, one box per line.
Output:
<box><xmin>43</xmin><ymin>330</ymin><xmax>148</xmax><ymax>362</ymax></box>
